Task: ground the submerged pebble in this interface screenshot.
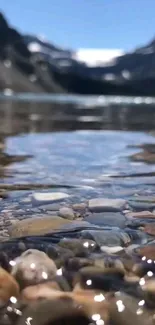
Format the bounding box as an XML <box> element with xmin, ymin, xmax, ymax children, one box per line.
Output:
<box><xmin>8</xmin><ymin>216</ymin><xmax>72</xmax><ymax>237</ymax></box>
<box><xmin>11</xmin><ymin>249</ymin><xmax>57</xmax><ymax>288</ymax></box>
<box><xmin>32</xmin><ymin>192</ymin><xmax>69</xmax><ymax>203</ymax></box>
<box><xmin>0</xmin><ymin>267</ymin><xmax>19</xmax><ymax>305</ymax></box>
<box><xmin>88</xmin><ymin>198</ymin><xmax>127</xmax><ymax>212</ymax></box>
<box><xmin>84</xmin><ymin>212</ymin><xmax>127</xmax><ymax>228</ymax></box>
<box><xmin>0</xmin><ymin>194</ymin><xmax>155</xmax><ymax>325</ymax></box>
<box><xmin>58</xmin><ymin>207</ymin><xmax>75</xmax><ymax>220</ymax></box>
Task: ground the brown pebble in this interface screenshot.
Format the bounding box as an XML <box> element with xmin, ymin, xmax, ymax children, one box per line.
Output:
<box><xmin>94</xmin><ymin>258</ymin><xmax>125</xmax><ymax>275</ymax></box>
<box><xmin>66</xmin><ymin>257</ymin><xmax>94</xmax><ymax>271</ymax></box>
<box><xmin>72</xmin><ymin>203</ymin><xmax>87</xmax><ymax>212</ymax></box>
<box><xmin>18</xmin><ymin>291</ymin><xmax>110</xmax><ymax>325</ymax></box>
<box><xmin>0</xmin><ymin>267</ymin><xmax>19</xmax><ymax>305</ymax></box>
<box><xmin>141</xmin><ymin>279</ymin><xmax>155</xmax><ymax>293</ymax></box>
<box><xmin>21</xmin><ymin>282</ymin><xmax>65</xmax><ymax>302</ymax></box>
<box><xmin>135</xmin><ymin>245</ymin><xmax>155</xmax><ymax>260</ymax></box>
<box><xmin>143</xmin><ymin>224</ymin><xmax>155</xmax><ymax>236</ymax></box>
<box><xmin>58</xmin><ymin>238</ymin><xmax>96</xmax><ymax>256</ymax></box>
<box><xmin>124</xmin><ymin>273</ymin><xmax>140</xmax><ymax>283</ymax></box>
<box><xmin>8</xmin><ymin>216</ymin><xmax>72</xmax><ymax>237</ymax></box>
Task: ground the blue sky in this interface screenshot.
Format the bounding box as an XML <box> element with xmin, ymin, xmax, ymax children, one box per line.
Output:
<box><xmin>0</xmin><ymin>0</ymin><xmax>155</xmax><ymax>51</ymax></box>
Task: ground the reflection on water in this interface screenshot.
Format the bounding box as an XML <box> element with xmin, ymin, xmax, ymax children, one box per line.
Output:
<box><xmin>1</xmin><ymin>97</ymin><xmax>155</xmax><ymax>134</ymax></box>
<box><xmin>0</xmin><ymin>96</ymin><xmax>155</xmax><ymax>202</ymax></box>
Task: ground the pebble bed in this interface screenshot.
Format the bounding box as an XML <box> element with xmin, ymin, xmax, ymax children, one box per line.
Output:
<box><xmin>0</xmin><ymin>192</ymin><xmax>154</xmax><ymax>324</ymax></box>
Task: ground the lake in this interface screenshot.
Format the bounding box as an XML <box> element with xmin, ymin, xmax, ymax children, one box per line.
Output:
<box><xmin>0</xmin><ymin>94</ymin><xmax>155</xmax><ymax>218</ymax></box>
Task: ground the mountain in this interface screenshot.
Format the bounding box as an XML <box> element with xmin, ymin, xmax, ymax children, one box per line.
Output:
<box><xmin>0</xmin><ymin>12</ymin><xmax>155</xmax><ymax>96</ymax></box>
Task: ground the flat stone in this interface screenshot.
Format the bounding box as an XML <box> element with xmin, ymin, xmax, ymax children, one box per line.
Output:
<box><xmin>135</xmin><ymin>244</ymin><xmax>155</xmax><ymax>259</ymax></box>
<box><xmin>39</xmin><ymin>203</ymin><xmax>61</xmax><ymax>211</ymax></box>
<box><xmin>72</xmin><ymin>203</ymin><xmax>87</xmax><ymax>211</ymax></box>
<box><xmin>129</xmin><ymin>201</ymin><xmax>155</xmax><ymax>211</ymax></box>
<box><xmin>84</xmin><ymin>212</ymin><xmax>126</xmax><ymax>228</ymax></box>
<box><xmin>125</xmin><ymin>211</ymin><xmax>154</xmax><ymax>219</ymax></box>
<box><xmin>8</xmin><ymin>216</ymin><xmax>72</xmax><ymax>237</ymax></box>
<box><xmin>130</xmin><ymin>196</ymin><xmax>155</xmax><ymax>203</ymax></box>
<box><xmin>88</xmin><ymin>198</ymin><xmax>126</xmax><ymax>212</ymax></box>
<box><xmin>101</xmin><ymin>246</ymin><xmax>124</xmax><ymax>254</ymax></box>
<box><xmin>58</xmin><ymin>207</ymin><xmax>75</xmax><ymax>220</ymax></box>
<box><xmin>81</xmin><ymin>229</ymin><xmax>131</xmax><ymax>247</ymax></box>
<box><xmin>143</xmin><ymin>224</ymin><xmax>155</xmax><ymax>236</ymax></box>
<box><xmin>32</xmin><ymin>192</ymin><xmax>69</xmax><ymax>203</ymax></box>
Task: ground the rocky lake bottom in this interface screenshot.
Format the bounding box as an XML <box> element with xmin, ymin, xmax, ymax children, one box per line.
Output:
<box><xmin>0</xmin><ymin>96</ymin><xmax>155</xmax><ymax>324</ymax></box>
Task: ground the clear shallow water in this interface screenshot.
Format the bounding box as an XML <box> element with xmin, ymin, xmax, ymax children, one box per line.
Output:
<box><xmin>0</xmin><ymin>94</ymin><xmax>155</xmax><ymax>206</ymax></box>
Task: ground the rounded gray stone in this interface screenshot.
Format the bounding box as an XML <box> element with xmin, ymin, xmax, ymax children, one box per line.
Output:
<box><xmin>84</xmin><ymin>212</ymin><xmax>127</xmax><ymax>228</ymax></box>
<box><xmin>58</xmin><ymin>207</ymin><xmax>75</xmax><ymax>220</ymax></box>
<box><xmin>88</xmin><ymin>198</ymin><xmax>127</xmax><ymax>212</ymax></box>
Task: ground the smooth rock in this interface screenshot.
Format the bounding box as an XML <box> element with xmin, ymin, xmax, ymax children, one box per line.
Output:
<box><xmin>88</xmin><ymin>198</ymin><xmax>126</xmax><ymax>212</ymax></box>
<box><xmin>129</xmin><ymin>201</ymin><xmax>155</xmax><ymax>211</ymax></box>
<box><xmin>72</xmin><ymin>203</ymin><xmax>87</xmax><ymax>212</ymax></box>
<box><xmin>84</xmin><ymin>212</ymin><xmax>127</xmax><ymax>228</ymax></box>
<box><xmin>18</xmin><ymin>291</ymin><xmax>109</xmax><ymax>325</ymax></box>
<box><xmin>21</xmin><ymin>283</ymin><xmax>65</xmax><ymax>302</ymax></box>
<box><xmin>143</xmin><ymin>224</ymin><xmax>155</xmax><ymax>236</ymax></box>
<box><xmin>125</xmin><ymin>211</ymin><xmax>155</xmax><ymax>219</ymax></box>
<box><xmin>58</xmin><ymin>220</ymin><xmax>91</xmax><ymax>230</ymax></box>
<box><xmin>32</xmin><ymin>192</ymin><xmax>69</xmax><ymax>203</ymax></box>
<box><xmin>81</xmin><ymin>229</ymin><xmax>131</xmax><ymax>247</ymax></box>
<box><xmin>38</xmin><ymin>203</ymin><xmax>61</xmax><ymax>211</ymax></box>
<box><xmin>22</xmin><ymin>276</ymin><xmax>71</xmax><ymax>301</ymax></box>
<box><xmin>11</xmin><ymin>249</ymin><xmax>57</xmax><ymax>288</ymax></box>
<box><xmin>101</xmin><ymin>246</ymin><xmax>124</xmax><ymax>254</ymax></box>
<box><xmin>94</xmin><ymin>258</ymin><xmax>125</xmax><ymax>275</ymax></box>
<box><xmin>134</xmin><ymin>244</ymin><xmax>155</xmax><ymax>260</ymax></box>
<box><xmin>109</xmin><ymin>292</ymin><xmax>154</xmax><ymax>325</ymax></box>
<box><xmin>58</xmin><ymin>207</ymin><xmax>75</xmax><ymax>220</ymax></box>
<box><xmin>66</xmin><ymin>257</ymin><xmax>94</xmax><ymax>271</ymax></box>
<box><xmin>130</xmin><ymin>196</ymin><xmax>155</xmax><ymax>203</ymax></box>
<box><xmin>141</xmin><ymin>279</ymin><xmax>155</xmax><ymax>293</ymax></box>
<box><xmin>58</xmin><ymin>238</ymin><xmax>96</xmax><ymax>256</ymax></box>
<box><xmin>74</xmin><ymin>266</ymin><xmax>124</xmax><ymax>291</ymax></box>
<box><xmin>8</xmin><ymin>216</ymin><xmax>72</xmax><ymax>237</ymax></box>
<box><xmin>0</xmin><ymin>267</ymin><xmax>19</xmax><ymax>305</ymax></box>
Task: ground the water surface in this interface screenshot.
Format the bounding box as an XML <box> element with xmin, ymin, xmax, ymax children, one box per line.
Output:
<box><xmin>0</xmin><ymin>94</ymin><xmax>155</xmax><ymax>213</ymax></box>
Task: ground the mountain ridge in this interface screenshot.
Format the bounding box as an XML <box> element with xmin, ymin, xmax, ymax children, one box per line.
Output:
<box><xmin>0</xmin><ymin>12</ymin><xmax>155</xmax><ymax>96</ymax></box>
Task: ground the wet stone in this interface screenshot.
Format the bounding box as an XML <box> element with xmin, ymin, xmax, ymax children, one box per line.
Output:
<box><xmin>84</xmin><ymin>212</ymin><xmax>127</xmax><ymax>228</ymax></box>
<box><xmin>58</xmin><ymin>238</ymin><xmax>96</xmax><ymax>256</ymax></box>
<box><xmin>130</xmin><ymin>196</ymin><xmax>155</xmax><ymax>203</ymax></box>
<box><xmin>38</xmin><ymin>203</ymin><xmax>61</xmax><ymax>211</ymax></box>
<box><xmin>58</xmin><ymin>207</ymin><xmax>75</xmax><ymax>220</ymax></box>
<box><xmin>72</xmin><ymin>202</ymin><xmax>87</xmax><ymax>212</ymax></box>
<box><xmin>32</xmin><ymin>192</ymin><xmax>69</xmax><ymax>203</ymax></box>
<box><xmin>125</xmin><ymin>211</ymin><xmax>155</xmax><ymax>219</ymax></box>
<box><xmin>11</xmin><ymin>249</ymin><xmax>57</xmax><ymax>289</ymax></box>
<box><xmin>74</xmin><ymin>266</ymin><xmax>124</xmax><ymax>292</ymax></box>
<box><xmin>88</xmin><ymin>198</ymin><xmax>127</xmax><ymax>212</ymax></box>
<box><xmin>109</xmin><ymin>292</ymin><xmax>154</xmax><ymax>325</ymax></box>
<box><xmin>129</xmin><ymin>201</ymin><xmax>155</xmax><ymax>211</ymax></box>
<box><xmin>134</xmin><ymin>244</ymin><xmax>155</xmax><ymax>260</ymax></box>
<box><xmin>0</xmin><ymin>267</ymin><xmax>19</xmax><ymax>305</ymax></box>
<box><xmin>8</xmin><ymin>216</ymin><xmax>72</xmax><ymax>237</ymax></box>
<box><xmin>100</xmin><ymin>246</ymin><xmax>124</xmax><ymax>254</ymax></box>
<box><xmin>65</xmin><ymin>257</ymin><xmax>94</xmax><ymax>271</ymax></box>
<box><xmin>81</xmin><ymin>228</ymin><xmax>131</xmax><ymax>247</ymax></box>
<box><xmin>140</xmin><ymin>279</ymin><xmax>155</xmax><ymax>293</ymax></box>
